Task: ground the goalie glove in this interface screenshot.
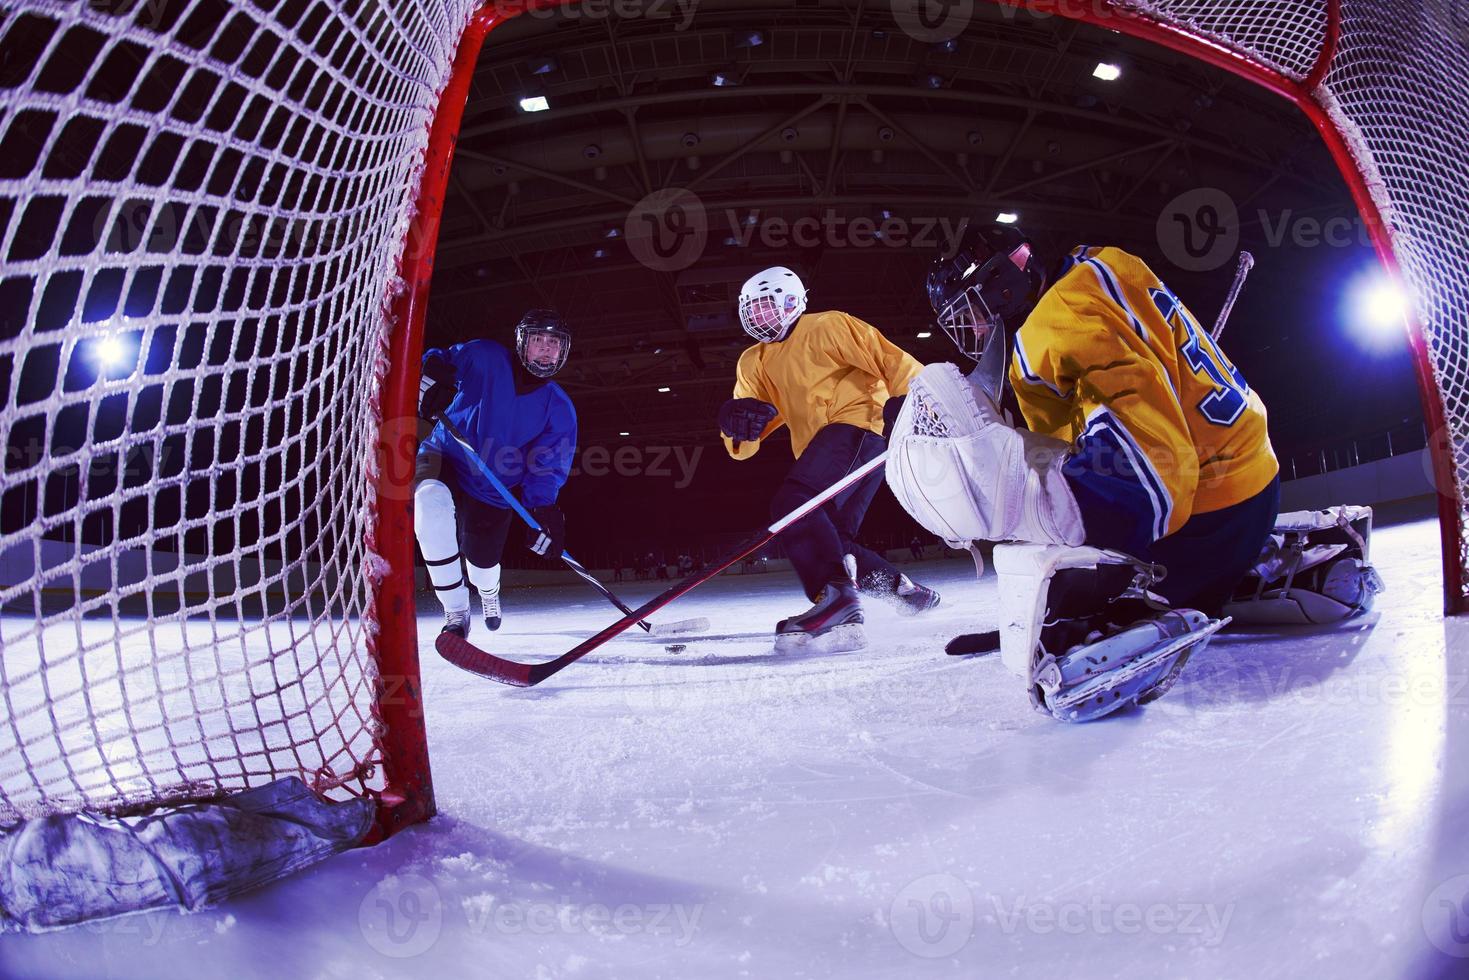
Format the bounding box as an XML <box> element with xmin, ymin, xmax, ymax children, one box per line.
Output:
<box><xmin>419</xmin><ymin>354</ymin><xmax>458</xmax><ymax>422</ymax></box>
<box><xmin>526</xmin><ymin>504</ymin><xmax>566</xmax><ymax>558</ymax></box>
<box><xmin>886</xmin><ymin>362</ymin><xmax>1085</xmax><ymax>548</ymax></box>
<box><xmin>718</xmin><ymin>398</ymin><xmax>778</xmax><ymax>448</ymax></box>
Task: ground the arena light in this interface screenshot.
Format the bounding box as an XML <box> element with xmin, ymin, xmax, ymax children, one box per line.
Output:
<box><xmin>96</xmin><ymin>335</ymin><xmax>126</xmax><ymax>367</ymax></box>
<box><xmin>996</xmin><ymin>211</ymin><xmax>1020</xmax><ymax>224</ymax></box>
<box><xmin>917</xmin><ymin>331</ymin><xmax>933</xmax><ymax>339</ymax></box>
<box><xmin>658</xmin><ymin>386</ymin><xmax>671</xmax><ymax>393</ymax></box>
<box><xmin>1345</xmin><ymin>269</ymin><xmax>1412</xmax><ymax>350</ymax></box>
<box><xmin>518</xmin><ymin>95</ymin><xmax>551</xmax><ymax>113</ymax></box>
<box><xmin>619</xmin><ymin>431</ymin><xmax>631</xmax><ymax>437</ymax></box>
<box><xmin>1093</xmin><ymin>62</ymin><xmax>1122</xmax><ymax>81</ymax></box>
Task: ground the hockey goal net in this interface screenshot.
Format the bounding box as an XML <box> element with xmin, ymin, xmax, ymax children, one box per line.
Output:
<box><xmin>0</xmin><ymin>0</ymin><xmax>1464</xmax><ymax>836</ymax></box>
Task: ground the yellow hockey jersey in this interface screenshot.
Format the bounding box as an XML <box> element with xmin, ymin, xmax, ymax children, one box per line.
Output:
<box><xmin>1009</xmin><ymin>246</ymin><xmax>1277</xmax><ymax>554</ymax></box>
<box><xmin>725</xmin><ymin>310</ymin><xmax>922</xmax><ymax>460</ymax></box>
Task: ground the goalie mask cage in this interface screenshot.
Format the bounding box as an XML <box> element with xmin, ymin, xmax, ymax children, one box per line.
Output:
<box><xmin>0</xmin><ymin>0</ymin><xmax>1464</xmax><ymax>837</ymax></box>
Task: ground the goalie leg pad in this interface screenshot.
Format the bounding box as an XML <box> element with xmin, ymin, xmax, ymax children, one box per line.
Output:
<box><xmin>1222</xmin><ymin>506</ymin><xmax>1384</xmax><ymax>625</ymax></box>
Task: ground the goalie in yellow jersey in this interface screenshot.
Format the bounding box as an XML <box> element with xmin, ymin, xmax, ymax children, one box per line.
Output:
<box><xmin>887</xmin><ymin>225</ymin><xmax>1284</xmax><ymax>721</ymax></box>
<box><xmin>720</xmin><ymin>267</ymin><xmax>941</xmax><ymax>654</ymax></box>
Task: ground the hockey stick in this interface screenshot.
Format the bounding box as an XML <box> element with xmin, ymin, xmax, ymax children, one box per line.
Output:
<box><xmin>1210</xmin><ymin>251</ymin><xmax>1255</xmax><ymax>341</ymax></box>
<box><xmin>432</xmin><ymin>415</ymin><xmax>706</xmax><ymax>635</ymax></box>
<box><xmin>436</xmin><ymin>451</ymin><xmax>890</xmax><ymax>687</ymax></box>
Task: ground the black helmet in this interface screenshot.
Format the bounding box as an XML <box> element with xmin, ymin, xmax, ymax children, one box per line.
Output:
<box><xmin>515</xmin><ymin>309</ymin><xmax>572</xmax><ymax>378</ymax></box>
<box><xmin>926</xmin><ymin>224</ymin><xmax>1046</xmax><ymax>362</ymax></box>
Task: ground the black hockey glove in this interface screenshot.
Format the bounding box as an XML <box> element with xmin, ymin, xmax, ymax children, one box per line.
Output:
<box><xmin>718</xmin><ymin>398</ymin><xmax>778</xmax><ymax>448</ymax></box>
<box><xmin>418</xmin><ymin>354</ymin><xmax>458</xmax><ymax>422</ymax></box>
<box><xmin>882</xmin><ymin>394</ymin><xmax>907</xmax><ymax>441</ymax></box>
<box><xmin>526</xmin><ymin>504</ymin><xmax>566</xmax><ymax>559</ymax></box>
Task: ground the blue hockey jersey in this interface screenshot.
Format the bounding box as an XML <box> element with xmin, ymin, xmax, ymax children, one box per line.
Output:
<box><xmin>418</xmin><ymin>340</ymin><xmax>578</xmax><ymax>509</ymax></box>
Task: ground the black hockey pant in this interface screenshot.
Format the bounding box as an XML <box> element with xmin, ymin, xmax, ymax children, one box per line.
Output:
<box><xmin>1146</xmin><ymin>475</ymin><xmax>1281</xmax><ymax>615</ymax></box>
<box><xmin>773</xmin><ymin>423</ymin><xmax>899</xmax><ymax>602</ymax></box>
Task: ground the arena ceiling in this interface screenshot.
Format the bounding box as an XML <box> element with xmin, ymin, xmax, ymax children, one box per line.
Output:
<box><xmin>425</xmin><ymin>0</ymin><xmax>1354</xmax><ymax>446</ymax></box>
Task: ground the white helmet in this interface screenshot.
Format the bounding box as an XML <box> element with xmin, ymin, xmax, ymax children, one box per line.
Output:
<box><xmin>738</xmin><ymin>267</ymin><xmax>808</xmax><ymax>343</ymax></box>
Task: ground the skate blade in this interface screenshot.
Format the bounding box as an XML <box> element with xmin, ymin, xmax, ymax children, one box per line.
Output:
<box><xmin>774</xmin><ymin>622</ymin><xmax>867</xmax><ymax>655</ymax></box>
<box><xmin>1047</xmin><ymin>617</ymin><xmax>1227</xmax><ymax>719</ymax></box>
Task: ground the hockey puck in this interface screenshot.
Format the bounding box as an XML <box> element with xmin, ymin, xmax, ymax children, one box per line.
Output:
<box><xmin>664</xmin><ymin>643</ymin><xmax>688</xmax><ymax>654</ymax></box>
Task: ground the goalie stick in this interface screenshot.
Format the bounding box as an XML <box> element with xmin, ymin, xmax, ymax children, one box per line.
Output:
<box><xmin>1211</xmin><ymin>251</ymin><xmax>1255</xmax><ymax>342</ymax></box>
<box><xmin>432</xmin><ymin>414</ymin><xmax>707</xmax><ymax>636</ymax></box>
<box><xmin>436</xmin><ymin>451</ymin><xmax>890</xmax><ymax>687</ymax></box>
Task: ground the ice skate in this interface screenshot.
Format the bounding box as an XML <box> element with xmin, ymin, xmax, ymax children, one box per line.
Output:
<box><xmin>481</xmin><ymin>589</ymin><xmax>502</xmax><ymax>632</ymax></box>
<box><xmin>441</xmin><ymin>607</ymin><xmax>471</xmax><ymax>639</ymax></box>
<box><xmin>895</xmin><ymin>574</ymin><xmax>940</xmax><ymax>616</ymax></box>
<box><xmin>775</xmin><ymin>580</ymin><xmax>866</xmax><ymax>654</ymax></box>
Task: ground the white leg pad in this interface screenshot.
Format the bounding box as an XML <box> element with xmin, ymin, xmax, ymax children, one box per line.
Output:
<box><xmin>993</xmin><ymin>543</ymin><xmax>1125</xmax><ymax>679</ymax></box>
<box><xmin>415</xmin><ymin>479</ymin><xmax>468</xmax><ymax>613</ymax></box>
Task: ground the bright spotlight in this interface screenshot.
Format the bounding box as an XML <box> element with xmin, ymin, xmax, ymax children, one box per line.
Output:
<box><xmin>518</xmin><ymin>96</ymin><xmax>551</xmax><ymax>113</ymax></box>
<box><xmin>996</xmin><ymin>211</ymin><xmax>1020</xmax><ymax>224</ymax></box>
<box><xmin>1345</xmin><ymin>271</ymin><xmax>1412</xmax><ymax>350</ymax></box>
<box><xmin>1093</xmin><ymin>62</ymin><xmax>1122</xmax><ymax>82</ymax></box>
<box><xmin>97</xmin><ymin>335</ymin><xmax>126</xmax><ymax>367</ymax></box>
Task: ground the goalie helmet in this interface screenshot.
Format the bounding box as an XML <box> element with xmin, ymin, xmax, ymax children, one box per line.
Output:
<box><xmin>926</xmin><ymin>226</ymin><xmax>1046</xmax><ymax>391</ymax></box>
<box><xmin>515</xmin><ymin>309</ymin><xmax>572</xmax><ymax>378</ymax></box>
<box><xmin>738</xmin><ymin>267</ymin><xmax>808</xmax><ymax>343</ymax></box>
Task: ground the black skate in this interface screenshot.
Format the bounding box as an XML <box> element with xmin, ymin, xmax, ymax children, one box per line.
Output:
<box><xmin>481</xmin><ymin>589</ymin><xmax>502</xmax><ymax>632</ymax></box>
<box><xmin>895</xmin><ymin>575</ymin><xmax>940</xmax><ymax>616</ymax></box>
<box><xmin>775</xmin><ymin>580</ymin><xmax>866</xmax><ymax>654</ymax></box>
<box><xmin>442</xmin><ymin>607</ymin><xmax>471</xmax><ymax>639</ymax></box>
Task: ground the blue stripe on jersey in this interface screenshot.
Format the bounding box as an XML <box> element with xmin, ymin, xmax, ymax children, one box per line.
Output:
<box><xmin>1012</xmin><ymin>333</ymin><xmax>1071</xmax><ymax>398</ymax></box>
<box><xmin>1078</xmin><ymin>255</ymin><xmax>1147</xmax><ymax>340</ymax></box>
<box><xmin>1061</xmin><ymin>407</ymin><xmax>1174</xmax><ymax>554</ymax></box>
<box><xmin>1060</xmin><ymin>245</ymin><xmax>1097</xmax><ymax>276</ymax></box>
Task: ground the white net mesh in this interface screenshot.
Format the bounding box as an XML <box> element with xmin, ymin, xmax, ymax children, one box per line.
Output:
<box><xmin>0</xmin><ymin>0</ymin><xmax>476</xmax><ymax>823</ymax></box>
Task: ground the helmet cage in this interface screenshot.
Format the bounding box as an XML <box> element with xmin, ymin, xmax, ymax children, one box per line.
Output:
<box><xmin>515</xmin><ymin>311</ymin><xmax>572</xmax><ymax>378</ymax></box>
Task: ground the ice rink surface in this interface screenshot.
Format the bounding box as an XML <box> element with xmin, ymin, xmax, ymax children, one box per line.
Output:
<box><xmin>6</xmin><ymin>511</ymin><xmax>1469</xmax><ymax>979</ymax></box>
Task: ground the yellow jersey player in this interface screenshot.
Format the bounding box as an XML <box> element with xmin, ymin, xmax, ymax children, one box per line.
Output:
<box><xmin>720</xmin><ymin>266</ymin><xmax>940</xmax><ymax>653</ymax></box>
<box><xmin>886</xmin><ymin>226</ymin><xmax>1280</xmax><ymax>721</ymax></box>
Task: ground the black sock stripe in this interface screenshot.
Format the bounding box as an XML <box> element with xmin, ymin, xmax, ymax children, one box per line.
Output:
<box><xmin>424</xmin><ymin>554</ymin><xmax>462</xmax><ymax>568</ymax></box>
<box><xmin>431</xmin><ymin>578</ymin><xmax>466</xmax><ymax>592</ymax></box>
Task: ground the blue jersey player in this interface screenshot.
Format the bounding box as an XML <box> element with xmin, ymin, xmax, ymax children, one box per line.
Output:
<box><xmin>415</xmin><ymin>311</ymin><xmax>578</xmax><ymax>637</ymax></box>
